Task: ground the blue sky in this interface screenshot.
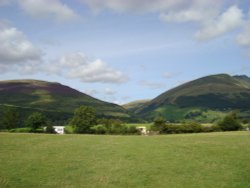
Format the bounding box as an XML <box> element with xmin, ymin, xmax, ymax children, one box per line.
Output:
<box><xmin>0</xmin><ymin>0</ymin><xmax>250</xmax><ymax>104</ymax></box>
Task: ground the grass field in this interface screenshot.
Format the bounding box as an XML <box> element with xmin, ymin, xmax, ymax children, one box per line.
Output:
<box><xmin>0</xmin><ymin>132</ymin><xmax>249</xmax><ymax>187</ymax></box>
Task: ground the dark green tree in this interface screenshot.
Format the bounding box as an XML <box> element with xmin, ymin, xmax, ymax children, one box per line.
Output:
<box><xmin>151</xmin><ymin>116</ymin><xmax>166</xmax><ymax>132</ymax></box>
<box><xmin>25</xmin><ymin>112</ymin><xmax>47</xmax><ymax>132</ymax></box>
<box><xmin>218</xmin><ymin>113</ymin><xmax>242</xmax><ymax>131</ymax></box>
<box><xmin>70</xmin><ymin>106</ymin><xmax>97</xmax><ymax>133</ymax></box>
<box><xmin>2</xmin><ymin>107</ymin><xmax>20</xmax><ymax>129</ymax></box>
<box><xmin>45</xmin><ymin>123</ymin><xmax>56</xmax><ymax>134</ymax></box>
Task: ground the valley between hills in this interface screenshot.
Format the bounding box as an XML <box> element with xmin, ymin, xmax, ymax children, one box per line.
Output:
<box><xmin>0</xmin><ymin>73</ymin><xmax>250</xmax><ymax>125</ymax></box>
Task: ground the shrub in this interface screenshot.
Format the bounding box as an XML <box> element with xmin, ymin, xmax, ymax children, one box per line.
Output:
<box><xmin>181</xmin><ymin>122</ymin><xmax>202</xmax><ymax>133</ymax></box>
<box><xmin>218</xmin><ymin>114</ymin><xmax>242</xmax><ymax>131</ymax></box>
<box><xmin>64</xmin><ymin>125</ymin><xmax>74</xmax><ymax>134</ymax></box>
<box><xmin>201</xmin><ymin>125</ymin><xmax>221</xmax><ymax>132</ymax></box>
<box><xmin>45</xmin><ymin>124</ymin><xmax>56</xmax><ymax>134</ymax></box>
<box><xmin>161</xmin><ymin>122</ymin><xmax>203</xmax><ymax>134</ymax></box>
<box><xmin>91</xmin><ymin>125</ymin><xmax>107</xmax><ymax>134</ymax></box>
<box><xmin>110</xmin><ymin>123</ymin><xmax>127</xmax><ymax>134</ymax></box>
<box><xmin>126</xmin><ymin>125</ymin><xmax>139</xmax><ymax>134</ymax></box>
<box><xmin>9</xmin><ymin>127</ymin><xmax>32</xmax><ymax>133</ymax></box>
<box><xmin>92</xmin><ymin>119</ymin><xmax>139</xmax><ymax>135</ymax></box>
<box><xmin>151</xmin><ymin>117</ymin><xmax>166</xmax><ymax>132</ymax></box>
<box><xmin>162</xmin><ymin>124</ymin><xmax>180</xmax><ymax>134</ymax></box>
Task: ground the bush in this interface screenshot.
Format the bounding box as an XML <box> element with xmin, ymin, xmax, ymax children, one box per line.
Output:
<box><xmin>9</xmin><ymin>127</ymin><xmax>32</xmax><ymax>133</ymax></box>
<box><xmin>162</xmin><ymin>124</ymin><xmax>180</xmax><ymax>134</ymax></box>
<box><xmin>91</xmin><ymin>119</ymin><xmax>139</xmax><ymax>135</ymax></box>
<box><xmin>182</xmin><ymin>122</ymin><xmax>202</xmax><ymax>133</ymax></box>
<box><xmin>201</xmin><ymin>125</ymin><xmax>221</xmax><ymax>132</ymax></box>
<box><xmin>126</xmin><ymin>125</ymin><xmax>139</xmax><ymax>135</ymax></box>
<box><xmin>151</xmin><ymin>117</ymin><xmax>166</xmax><ymax>132</ymax></box>
<box><xmin>110</xmin><ymin>123</ymin><xmax>127</xmax><ymax>134</ymax></box>
<box><xmin>161</xmin><ymin>122</ymin><xmax>203</xmax><ymax>134</ymax></box>
<box><xmin>64</xmin><ymin>125</ymin><xmax>74</xmax><ymax>134</ymax></box>
<box><xmin>45</xmin><ymin>124</ymin><xmax>56</xmax><ymax>134</ymax></box>
<box><xmin>91</xmin><ymin>125</ymin><xmax>107</xmax><ymax>134</ymax></box>
<box><xmin>218</xmin><ymin>114</ymin><xmax>242</xmax><ymax>131</ymax></box>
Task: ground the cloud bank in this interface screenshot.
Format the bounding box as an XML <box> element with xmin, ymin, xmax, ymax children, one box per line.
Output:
<box><xmin>81</xmin><ymin>0</ymin><xmax>250</xmax><ymax>43</ymax></box>
<box><xmin>0</xmin><ymin>22</ymin><xmax>127</xmax><ymax>84</ymax></box>
<box><xmin>195</xmin><ymin>6</ymin><xmax>244</xmax><ymax>40</ymax></box>
<box><xmin>0</xmin><ymin>0</ymin><xmax>78</xmax><ymax>22</ymax></box>
<box><xmin>52</xmin><ymin>52</ymin><xmax>128</xmax><ymax>84</ymax></box>
<box><xmin>0</xmin><ymin>22</ymin><xmax>42</xmax><ymax>73</ymax></box>
<box><xmin>19</xmin><ymin>0</ymin><xmax>78</xmax><ymax>22</ymax></box>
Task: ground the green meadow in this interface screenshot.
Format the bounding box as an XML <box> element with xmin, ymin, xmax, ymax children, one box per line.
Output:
<box><xmin>0</xmin><ymin>132</ymin><xmax>249</xmax><ymax>188</ymax></box>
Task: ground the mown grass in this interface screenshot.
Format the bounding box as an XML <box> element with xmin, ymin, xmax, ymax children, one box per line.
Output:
<box><xmin>0</xmin><ymin>132</ymin><xmax>249</xmax><ymax>187</ymax></box>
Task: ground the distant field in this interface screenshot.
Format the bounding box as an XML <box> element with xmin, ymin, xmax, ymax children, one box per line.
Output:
<box><xmin>0</xmin><ymin>132</ymin><xmax>249</xmax><ymax>187</ymax></box>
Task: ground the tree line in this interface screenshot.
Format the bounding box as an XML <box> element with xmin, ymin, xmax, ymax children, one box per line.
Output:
<box><xmin>0</xmin><ymin>105</ymin><xmax>247</xmax><ymax>134</ymax></box>
<box><xmin>0</xmin><ymin>106</ymin><xmax>139</xmax><ymax>134</ymax></box>
<box><xmin>151</xmin><ymin>111</ymin><xmax>244</xmax><ymax>134</ymax></box>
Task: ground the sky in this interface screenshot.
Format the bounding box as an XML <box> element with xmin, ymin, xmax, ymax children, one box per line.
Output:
<box><xmin>0</xmin><ymin>0</ymin><xmax>250</xmax><ymax>104</ymax></box>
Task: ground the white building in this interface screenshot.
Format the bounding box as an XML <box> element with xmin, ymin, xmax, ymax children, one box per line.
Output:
<box><xmin>136</xmin><ymin>126</ymin><xmax>148</xmax><ymax>135</ymax></box>
<box><xmin>53</xmin><ymin>126</ymin><xmax>65</xmax><ymax>134</ymax></box>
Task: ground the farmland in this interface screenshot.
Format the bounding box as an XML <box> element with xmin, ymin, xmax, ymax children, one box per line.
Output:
<box><xmin>0</xmin><ymin>132</ymin><xmax>249</xmax><ymax>187</ymax></box>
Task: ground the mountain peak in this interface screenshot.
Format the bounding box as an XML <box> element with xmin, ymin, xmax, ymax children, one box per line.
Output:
<box><xmin>0</xmin><ymin>79</ymin><xmax>129</xmax><ymax>119</ymax></box>
<box><xmin>135</xmin><ymin>74</ymin><xmax>250</xmax><ymax>120</ymax></box>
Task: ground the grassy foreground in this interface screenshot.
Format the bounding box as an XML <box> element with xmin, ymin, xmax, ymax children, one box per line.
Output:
<box><xmin>0</xmin><ymin>132</ymin><xmax>249</xmax><ymax>188</ymax></box>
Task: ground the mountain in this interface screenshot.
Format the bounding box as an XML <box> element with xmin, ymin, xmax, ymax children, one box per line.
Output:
<box><xmin>122</xmin><ymin>99</ymin><xmax>150</xmax><ymax>112</ymax></box>
<box><xmin>0</xmin><ymin>80</ymin><xmax>129</xmax><ymax>123</ymax></box>
<box><xmin>135</xmin><ymin>74</ymin><xmax>250</xmax><ymax>122</ymax></box>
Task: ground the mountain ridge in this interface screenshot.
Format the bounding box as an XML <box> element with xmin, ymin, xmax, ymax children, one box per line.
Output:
<box><xmin>134</xmin><ymin>74</ymin><xmax>250</xmax><ymax>122</ymax></box>
<box><xmin>1</xmin><ymin>74</ymin><xmax>250</xmax><ymax>123</ymax></box>
<box><xmin>0</xmin><ymin>79</ymin><xmax>130</xmax><ymax>122</ymax></box>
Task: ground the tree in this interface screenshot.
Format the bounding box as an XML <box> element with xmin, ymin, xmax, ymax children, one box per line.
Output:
<box><xmin>45</xmin><ymin>123</ymin><xmax>56</xmax><ymax>134</ymax></box>
<box><xmin>1</xmin><ymin>107</ymin><xmax>20</xmax><ymax>129</ymax></box>
<box><xmin>218</xmin><ymin>113</ymin><xmax>242</xmax><ymax>131</ymax></box>
<box><xmin>25</xmin><ymin>112</ymin><xmax>47</xmax><ymax>132</ymax></box>
<box><xmin>151</xmin><ymin>116</ymin><xmax>166</xmax><ymax>132</ymax></box>
<box><xmin>70</xmin><ymin>106</ymin><xmax>97</xmax><ymax>133</ymax></box>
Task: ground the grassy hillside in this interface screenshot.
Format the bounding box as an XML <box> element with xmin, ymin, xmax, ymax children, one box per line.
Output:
<box><xmin>136</xmin><ymin>74</ymin><xmax>250</xmax><ymax>122</ymax></box>
<box><xmin>0</xmin><ymin>80</ymin><xmax>129</xmax><ymax>122</ymax></box>
<box><xmin>122</xmin><ymin>99</ymin><xmax>150</xmax><ymax>112</ymax></box>
<box><xmin>0</xmin><ymin>132</ymin><xmax>249</xmax><ymax>187</ymax></box>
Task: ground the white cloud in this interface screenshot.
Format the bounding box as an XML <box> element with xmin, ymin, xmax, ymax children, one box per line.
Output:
<box><xmin>163</xmin><ymin>72</ymin><xmax>181</xmax><ymax>79</ymax></box>
<box><xmin>139</xmin><ymin>80</ymin><xmax>166</xmax><ymax>89</ymax></box>
<box><xmin>84</xmin><ymin>88</ymin><xmax>99</xmax><ymax>96</ymax></box>
<box><xmin>54</xmin><ymin>52</ymin><xmax>128</xmax><ymax>84</ymax></box>
<box><xmin>195</xmin><ymin>6</ymin><xmax>244</xmax><ymax>40</ymax></box>
<box><xmin>81</xmin><ymin>0</ymin><xmax>186</xmax><ymax>13</ymax></box>
<box><xmin>236</xmin><ymin>25</ymin><xmax>250</xmax><ymax>47</ymax></box>
<box><xmin>81</xmin><ymin>0</ymin><xmax>229</xmax><ymax>14</ymax></box>
<box><xmin>19</xmin><ymin>0</ymin><xmax>78</xmax><ymax>22</ymax></box>
<box><xmin>0</xmin><ymin>22</ymin><xmax>42</xmax><ymax>64</ymax></box>
<box><xmin>160</xmin><ymin>9</ymin><xmax>206</xmax><ymax>23</ymax></box>
<box><xmin>81</xmin><ymin>1</ymin><xmax>250</xmax><ymax>44</ymax></box>
<box><xmin>104</xmin><ymin>88</ymin><xmax>117</xmax><ymax>95</ymax></box>
<box><xmin>83</xmin><ymin>87</ymin><xmax>121</xmax><ymax>103</ymax></box>
<box><xmin>159</xmin><ymin>1</ymin><xmax>221</xmax><ymax>23</ymax></box>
